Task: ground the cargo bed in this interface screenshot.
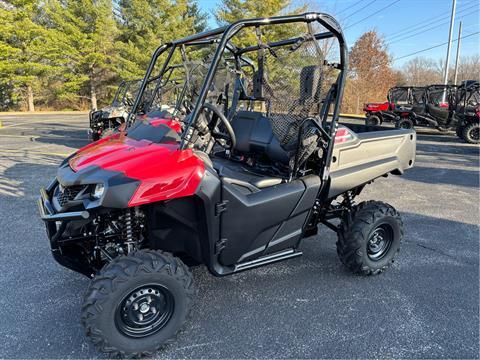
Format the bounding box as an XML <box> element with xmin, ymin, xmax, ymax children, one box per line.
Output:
<box><xmin>328</xmin><ymin>123</ymin><xmax>416</xmax><ymax>198</ymax></box>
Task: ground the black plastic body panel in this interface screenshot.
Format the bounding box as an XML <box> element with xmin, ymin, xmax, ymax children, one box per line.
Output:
<box><xmin>218</xmin><ymin>174</ymin><xmax>321</xmax><ymax>266</ymax></box>
<box><xmin>56</xmin><ymin>163</ymin><xmax>139</xmax><ymax>210</ymax></box>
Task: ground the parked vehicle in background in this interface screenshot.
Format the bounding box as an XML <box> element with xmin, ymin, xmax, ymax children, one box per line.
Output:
<box><xmin>455</xmin><ymin>80</ymin><xmax>480</xmax><ymax>144</ymax></box>
<box><xmin>89</xmin><ymin>79</ymin><xmax>142</xmax><ymax>141</ymax></box>
<box><xmin>363</xmin><ymin>86</ymin><xmax>414</xmax><ymax>126</ymax></box>
<box><xmin>404</xmin><ymin>84</ymin><xmax>457</xmax><ymax>131</ymax></box>
<box><xmin>38</xmin><ymin>13</ymin><xmax>416</xmax><ymax>357</ymax></box>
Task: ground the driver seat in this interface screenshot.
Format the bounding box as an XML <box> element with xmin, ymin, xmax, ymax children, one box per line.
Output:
<box><xmin>213</xmin><ymin>157</ymin><xmax>284</xmax><ymax>193</ymax></box>
<box><xmin>206</xmin><ymin>110</ymin><xmax>288</xmax><ymax>192</ymax></box>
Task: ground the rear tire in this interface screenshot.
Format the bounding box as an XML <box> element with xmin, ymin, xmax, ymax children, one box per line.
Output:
<box><xmin>462</xmin><ymin>122</ymin><xmax>480</xmax><ymax>144</ymax></box>
<box><xmin>366</xmin><ymin>114</ymin><xmax>381</xmax><ymax>126</ymax></box>
<box><xmin>81</xmin><ymin>250</ymin><xmax>195</xmax><ymax>358</ymax></box>
<box><xmin>336</xmin><ymin>201</ymin><xmax>403</xmax><ymax>275</ymax></box>
<box><xmin>395</xmin><ymin>118</ymin><xmax>414</xmax><ymax>129</ymax></box>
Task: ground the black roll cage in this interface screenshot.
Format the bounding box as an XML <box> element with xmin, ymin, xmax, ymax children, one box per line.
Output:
<box><xmin>128</xmin><ymin>12</ymin><xmax>348</xmax><ymax>181</ymax></box>
<box><xmin>425</xmin><ymin>84</ymin><xmax>458</xmax><ymax>107</ymax></box>
<box><xmin>456</xmin><ymin>81</ymin><xmax>479</xmax><ymax>108</ymax></box>
<box><xmin>112</xmin><ymin>79</ymin><xmax>142</xmax><ymax>107</ymax></box>
<box><xmin>387</xmin><ymin>86</ymin><xmax>411</xmax><ymax>104</ymax></box>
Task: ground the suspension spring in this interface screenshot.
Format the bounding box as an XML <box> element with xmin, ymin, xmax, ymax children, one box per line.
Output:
<box><xmin>124</xmin><ymin>209</ymin><xmax>135</xmax><ymax>253</ymax></box>
<box><xmin>345</xmin><ymin>191</ymin><xmax>356</xmax><ymax>209</ymax></box>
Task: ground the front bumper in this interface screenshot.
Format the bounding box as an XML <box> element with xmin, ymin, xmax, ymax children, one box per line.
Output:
<box><xmin>38</xmin><ymin>187</ymin><xmax>90</xmax><ymax>222</ymax></box>
<box><xmin>38</xmin><ymin>185</ymin><xmax>94</xmax><ymax>277</ymax></box>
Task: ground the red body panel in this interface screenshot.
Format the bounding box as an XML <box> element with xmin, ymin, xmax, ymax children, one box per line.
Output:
<box><xmin>69</xmin><ymin>133</ymin><xmax>205</xmax><ymax>207</ymax></box>
<box><xmin>363</xmin><ymin>101</ymin><xmax>390</xmax><ymax>112</ymax></box>
<box><xmin>149</xmin><ymin>118</ymin><xmax>183</xmax><ymax>133</ymax></box>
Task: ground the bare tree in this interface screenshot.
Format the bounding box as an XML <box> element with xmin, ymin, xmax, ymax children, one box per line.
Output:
<box><xmin>400</xmin><ymin>57</ymin><xmax>442</xmax><ymax>86</ymax></box>
<box><xmin>452</xmin><ymin>55</ymin><xmax>480</xmax><ymax>83</ymax></box>
<box><xmin>342</xmin><ymin>30</ymin><xmax>396</xmax><ymax>113</ymax></box>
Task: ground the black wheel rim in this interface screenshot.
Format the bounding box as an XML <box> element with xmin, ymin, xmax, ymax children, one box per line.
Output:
<box><xmin>400</xmin><ymin>121</ymin><xmax>411</xmax><ymax>129</ymax></box>
<box><xmin>115</xmin><ymin>284</ymin><xmax>174</xmax><ymax>338</ymax></box>
<box><xmin>367</xmin><ymin>224</ymin><xmax>394</xmax><ymax>261</ymax></box>
<box><xmin>469</xmin><ymin>126</ymin><xmax>479</xmax><ymax>141</ymax></box>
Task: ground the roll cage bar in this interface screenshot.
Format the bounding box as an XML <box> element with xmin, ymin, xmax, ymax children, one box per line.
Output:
<box><xmin>112</xmin><ymin>79</ymin><xmax>142</xmax><ymax>107</ymax></box>
<box><xmin>129</xmin><ymin>12</ymin><xmax>348</xmax><ymax>180</ymax></box>
<box><xmin>387</xmin><ymin>86</ymin><xmax>411</xmax><ymax>104</ymax></box>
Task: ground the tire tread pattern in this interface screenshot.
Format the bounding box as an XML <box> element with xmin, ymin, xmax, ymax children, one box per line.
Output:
<box><xmin>462</xmin><ymin>122</ymin><xmax>480</xmax><ymax>144</ymax></box>
<box><xmin>336</xmin><ymin>201</ymin><xmax>403</xmax><ymax>276</ymax></box>
<box><xmin>81</xmin><ymin>250</ymin><xmax>195</xmax><ymax>358</ymax></box>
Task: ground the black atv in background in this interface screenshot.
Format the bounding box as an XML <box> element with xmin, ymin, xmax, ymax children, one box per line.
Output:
<box><xmin>400</xmin><ymin>85</ymin><xmax>458</xmax><ymax>131</ymax></box>
<box><xmin>454</xmin><ymin>80</ymin><xmax>480</xmax><ymax>144</ymax></box>
<box><xmin>89</xmin><ymin>79</ymin><xmax>142</xmax><ymax>141</ymax></box>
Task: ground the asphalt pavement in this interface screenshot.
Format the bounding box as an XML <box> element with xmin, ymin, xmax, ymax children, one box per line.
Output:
<box><xmin>0</xmin><ymin>113</ymin><xmax>478</xmax><ymax>359</ymax></box>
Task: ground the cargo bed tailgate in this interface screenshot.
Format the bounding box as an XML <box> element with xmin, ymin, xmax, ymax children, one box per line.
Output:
<box><xmin>328</xmin><ymin>124</ymin><xmax>416</xmax><ymax>198</ymax></box>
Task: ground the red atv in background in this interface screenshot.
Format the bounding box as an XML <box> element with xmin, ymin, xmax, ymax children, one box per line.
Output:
<box><xmin>363</xmin><ymin>86</ymin><xmax>415</xmax><ymax>126</ymax></box>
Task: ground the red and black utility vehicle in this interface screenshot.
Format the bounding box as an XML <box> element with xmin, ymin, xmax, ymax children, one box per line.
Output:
<box><xmin>363</xmin><ymin>86</ymin><xmax>415</xmax><ymax>126</ymax></box>
<box><xmin>454</xmin><ymin>80</ymin><xmax>479</xmax><ymax>144</ymax></box>
<box><xmin>89</xmin><ymin>79</ymin><xmax>143</xmax><ymax>141</ymax></box>
<box><xmin>404</xmin><ymin>84</ymin><xmax>458</xmax><ymax>130</ymax></box>
<box><xmin>38</xmin><ymin>13</ymin><xmax>416</xmax><ymax>357</ymax></box>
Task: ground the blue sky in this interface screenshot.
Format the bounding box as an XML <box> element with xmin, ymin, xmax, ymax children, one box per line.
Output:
<box><xmin>197</xmin><ymin>0</ymin><xmax>480</xmax><ymax>68</ymax></box>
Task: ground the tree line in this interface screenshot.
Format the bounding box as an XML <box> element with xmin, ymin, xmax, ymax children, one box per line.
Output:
<box><xmin>0</xmin><ymin>0</ymin><xmax>477</xmax><ymax>113</ymax></box>
<box><xmin>0</xmin><ymin>0</ymin><xmax>208</xmax><ymax>111</ymax></box>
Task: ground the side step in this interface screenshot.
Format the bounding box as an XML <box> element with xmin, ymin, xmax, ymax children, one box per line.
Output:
<box><xmin>233</xmin><ymin>249</ymin><xmax>302</xmax><ymax>273</ymax></box>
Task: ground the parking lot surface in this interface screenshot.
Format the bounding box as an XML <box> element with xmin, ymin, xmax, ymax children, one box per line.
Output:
<box><xmin>0</xmin><ymin>113</ymin><xmax>478</xmax><ymax>359</ymax></box>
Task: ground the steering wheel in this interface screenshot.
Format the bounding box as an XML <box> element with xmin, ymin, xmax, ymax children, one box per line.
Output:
<box><xmin>198</xmin><ymin>102</ymin><xmax>236</xmax><ymax>150</ymax></box>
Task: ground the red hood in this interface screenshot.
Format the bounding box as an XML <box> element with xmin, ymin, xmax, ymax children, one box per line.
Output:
<box><xmin>69</xmin><ymin>132</ymin><xmax>205</xmax><ymax>206</ymax></box>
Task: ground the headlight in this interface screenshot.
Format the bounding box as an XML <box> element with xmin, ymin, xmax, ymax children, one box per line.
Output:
<box><xmin>93</xmin><ymin>183</ymin><xmax>105</xmax><ymax>199</ymax></box>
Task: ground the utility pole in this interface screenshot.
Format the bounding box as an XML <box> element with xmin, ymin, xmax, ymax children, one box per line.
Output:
<box><xmin>442</xmin><ymin>0</ymin><xmax>457</xmax><ymax>102</ymax></box>
<box><xmin>453</xmin><ymin>21</ymin><xmax>462</xmax><ymax>85</ymax></box>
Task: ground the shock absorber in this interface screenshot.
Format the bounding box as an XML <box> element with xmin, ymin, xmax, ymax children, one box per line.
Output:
<box><xmin>345</xmin><ymin>191</ymin><xmax>356</xmax><ymax>209</ymax></box>
<box><xmin>124</xmin><ymin>209</ymin><xmax>135</xmax><ymax>253</ymax></box>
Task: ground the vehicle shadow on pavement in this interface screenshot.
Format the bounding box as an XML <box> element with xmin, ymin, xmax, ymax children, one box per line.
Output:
<box><xmin>415</xmin><ymin>131</ymin><xmax>464</xmax><ymax>143</ymax></box>
<box><xmin>402</xmin><ymin>166</ymin><xmax>479</xmax><ymax>188</ymax></box>
<box><xmin>34</xmin><ymin>128</ymin><xmax>90</xmax><ymax>148</ymax></box>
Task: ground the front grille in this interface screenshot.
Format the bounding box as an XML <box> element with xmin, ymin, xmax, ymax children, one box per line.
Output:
<box><xmin>56</xmin><ymin>185</ymin><xmax>85</xmax><ymax>207</ymax></box>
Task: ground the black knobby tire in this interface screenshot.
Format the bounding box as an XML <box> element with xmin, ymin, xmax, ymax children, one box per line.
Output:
<box><xmin>365</xmin><ymin>114</ymin><xmax>381</xmax><ymax>126</ymax></box>
<box><xmin>462</xmin><ymin>122</ymin><xmax>480</xmax><ymax>144</ymax></box>
<box><xmin>81</xmin><ymin>250</ymin><xmax>195</xmax><ymax>358</ymax></box>
<box><xmin>336</xmin><ymin>201</ymin><xmax>403</xmax><ymax>275</ymax></box>
<box><xmin>395</xmin><ymin>118</ymin><xmax>414</xmax><ymax>129</ymax></box>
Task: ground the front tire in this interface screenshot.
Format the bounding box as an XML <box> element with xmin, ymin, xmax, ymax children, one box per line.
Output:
<box><xmin>462</xmin><ymin>122</ymin><xmax>480</xmax><ymax>144</ymax></box>
<box><xmin>337</xmin><ymin>201</ymin><xmax>403</xmax><ymax>275</ymax></box>
<box><xmin>396</xmin><ymin>118</ymin><xmax>414</xmax><ymax>129</ymax></box>
<box><xmin>365</xmin><ymin>114</ymin><xmax>381</xmax><ymax>126</ymax></box>
<box><xmin>81</xmin><ymin>250</ymin><xmax>195</xmax><ymax>358</ymax></box>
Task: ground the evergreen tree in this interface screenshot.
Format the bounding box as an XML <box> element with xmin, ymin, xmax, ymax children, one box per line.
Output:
<box><xmin>44</xmin><ymin>0</ymin><xmax>118</xmax><ymax>109</ymax></box>
<box><xmin>186</xmin><ymin>0</ymin><xmax>208</xmax><ymax>33</ymax></box>
<box><xmin>215</xmin><ymin>0</ymin><xmax>305</xmax><ymax>48</ymax></box>
<box><xmin>114</xmin><ymin>0</ymin><xmax>203</xmax><ymax>80</ymax></box>
<box><xmin>0</xmin><ymin>0</ymin><xmax>59</xmax><ymax>111</ymax></box>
